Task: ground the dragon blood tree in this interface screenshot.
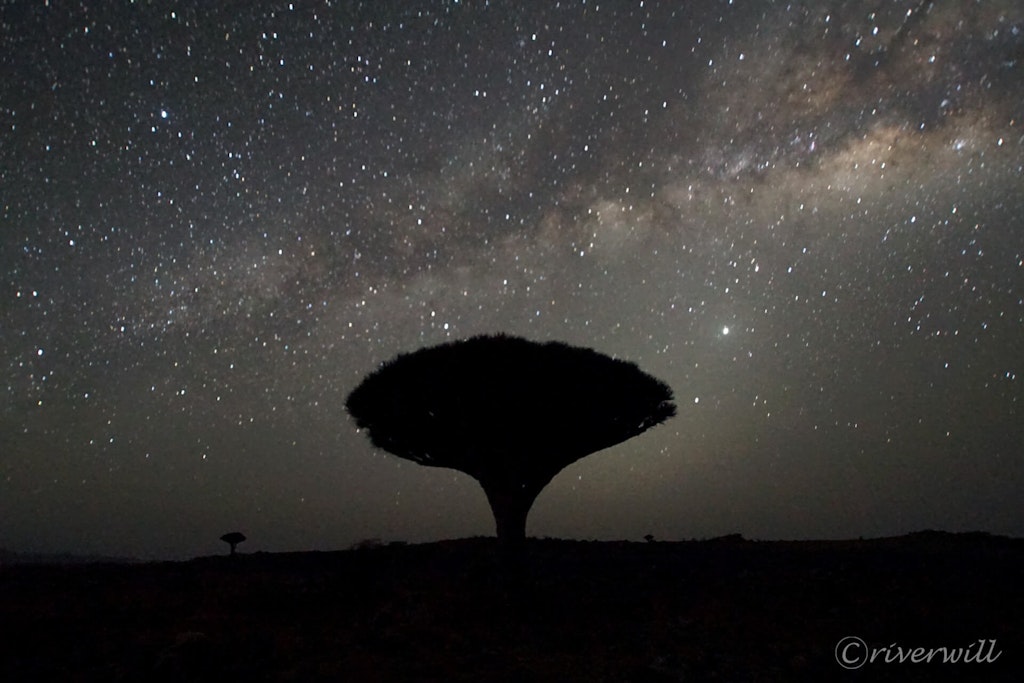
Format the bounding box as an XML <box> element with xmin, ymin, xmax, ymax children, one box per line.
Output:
<box><xmin>345</xmin><ymin>334</ymin><xmax>676</xmax><ymax>546</ymax></box>
<box><xmin>220</xmin><ymin>531</ymin><xmax>246</xmax><ymax>556</ymax></box>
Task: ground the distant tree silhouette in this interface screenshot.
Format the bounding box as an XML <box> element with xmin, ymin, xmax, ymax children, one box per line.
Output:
<box><xmin>345</xmin><ymin>334</ymin><xmax>676</xmax><ymax>548</ymax></box>
<box><xmin>220</xmin><ymin>531</ymin><xmax>246</xmax><ymax>555</ymax></box>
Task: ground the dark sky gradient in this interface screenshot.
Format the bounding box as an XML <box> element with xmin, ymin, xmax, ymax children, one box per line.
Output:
<box><xmin>2</xmin><ymin>1</ymin><xmax>1022</xmax><ymax>559</ymax></box>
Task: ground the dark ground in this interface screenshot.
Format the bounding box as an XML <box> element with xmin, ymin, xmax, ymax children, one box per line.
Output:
<box><xmin>1</xmin><ymin>532</ymin><xmax>1021</xmax><ymax>682</ymax></box>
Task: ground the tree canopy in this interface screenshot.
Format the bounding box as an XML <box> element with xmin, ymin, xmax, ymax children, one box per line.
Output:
<box><xmin>345</xmin><ymin>334</ymin><xmax>676</xmax><ymax>543</ymax></box>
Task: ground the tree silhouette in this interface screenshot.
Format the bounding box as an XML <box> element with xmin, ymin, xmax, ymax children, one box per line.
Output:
<box><xmin>345</xmin><ymin>334</ymin><xmax>676</xmax><ymax>547</ymax></box>
<box><xmin>220</xmin><ymin>531</ymin><xmax>246</xmax><ymax>555</ymax></box>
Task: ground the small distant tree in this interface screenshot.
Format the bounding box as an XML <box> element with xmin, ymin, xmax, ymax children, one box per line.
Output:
<box><xmin>350</xmin><ymin>537</ymin><xmax>383</xmax><ymax>551</ymax></box>
<box><xmin>345</xmin><ymin>334</ymin><xmax>676</xmax><ymax>549</ymax></box>
<box><xmin>220</xmin><ymin>531</ymin><xmax>246</xmax><ymax>555</ymax></box>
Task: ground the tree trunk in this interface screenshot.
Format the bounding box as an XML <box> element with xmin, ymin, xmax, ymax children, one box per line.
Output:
<box><xmin>479</xmin><ymin>479</ymin><xmax>543</xmax><ymax>547</ymax></box>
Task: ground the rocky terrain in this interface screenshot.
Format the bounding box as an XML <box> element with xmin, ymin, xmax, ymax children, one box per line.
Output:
<box><xmin>2</xmin><ymin>532</ymin><xmax>1021</xmax><ymax>681</ymax></box>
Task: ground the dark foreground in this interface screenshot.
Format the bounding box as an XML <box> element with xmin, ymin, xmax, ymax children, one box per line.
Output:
<box><xmin>2</xmin><ymin>532</ymin><xmax>1021</xmax><ymax>682</ymax></box>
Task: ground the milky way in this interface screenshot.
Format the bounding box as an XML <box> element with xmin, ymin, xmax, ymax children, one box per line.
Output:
<box><xmin>2</xmin><ymin>1</ymin><xmax>1022</xmax><ymax>559</ymax></box>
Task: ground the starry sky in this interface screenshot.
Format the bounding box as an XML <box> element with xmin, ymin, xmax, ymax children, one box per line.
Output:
<box><xmin>2</xmin><ymin>0</ymin><xmax>1022</xmax><ymax>560</ymax></box>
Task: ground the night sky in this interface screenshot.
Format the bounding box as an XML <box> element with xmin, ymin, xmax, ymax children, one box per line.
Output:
<box><xmin>2</xmin><ymin>1</ymin><xmax>1022</xmax><ymax>560</ymax></box>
